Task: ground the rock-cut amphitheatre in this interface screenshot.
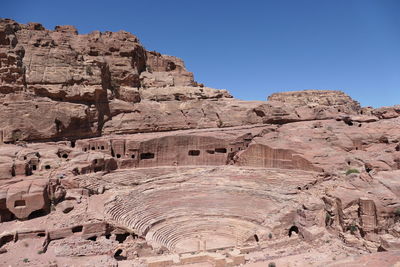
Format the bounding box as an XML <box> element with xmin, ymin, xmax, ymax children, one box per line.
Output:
<box><xmin>0</xmin><ymin>18</ymin><xmax>399</xmax><ymax>267</ymax></box>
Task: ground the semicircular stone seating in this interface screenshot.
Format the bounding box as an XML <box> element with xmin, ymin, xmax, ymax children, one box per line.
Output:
<box><xmin>104</xmin><ymin>166</ymin><xmax>316</xmax><ymax>253</ymax></box>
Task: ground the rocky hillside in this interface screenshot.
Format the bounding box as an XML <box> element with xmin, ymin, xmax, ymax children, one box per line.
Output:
<box><xmin>1</xmin><ymin>18</ymin><xmax>384</xmax><ymax>143</ymax></box>
<box><xmin>0</xmin><ymin>19</ymin><xmax>400</xmax><ymax>267</ymax></box>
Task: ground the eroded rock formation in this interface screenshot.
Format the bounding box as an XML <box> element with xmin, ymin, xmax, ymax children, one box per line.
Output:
<box><xmin>0</xmin><ymin>18</ymin><xmax>399</xmax><ymax>266</ymax></box>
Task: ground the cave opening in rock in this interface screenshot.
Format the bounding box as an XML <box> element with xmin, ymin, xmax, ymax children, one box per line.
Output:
<box><xmin>72</xmin><ymin>225</ymin><xmax>83</xmax><ymax>233</ymax></box>
<box><xmin>45</xmin><ymin>165</ymin><xmax>51</xmax><ymax>170</ymax></box>
<box><xmin>94</xmin><ymin>165</ymin><xmax>104</xmax><ymax>172</ymax></box>
<box><xmin>14</xmin><ymin>199</ymin><xmax>26</xmax><ymax>207</ymax></box>
<box><xmin>114</xmin><ymin>249</ymin><xmax>126</xmax><ymax>260</ymax></box>
<box><xmin>215</xmin><ymin>148</ymin><xmax>227</xmax><ymax>153</ymax></box>
<box><xmin>1</xmin><ymin>234</ymin><xmax>14</xmax><ymax>244</ymax></box>
<box><xmin>365</xmin><ymin>165</ymin><xmax>372</xmax><ymax>173</ymax></box>
<box><xmin>140</xmin><ymin>152</ymin><xmax>155</xmax><ymax>159</ymax></box>
<box><xmin>166</xmin><ymin>61</ymin><xmax>176</xmax><ymax>71</ymax></box>
<box><xmin>25</xmin><ymin>165</ymin><xmax>32</xmax><ymax>176</ymax></box>
<box><xmin>188</xmin><ymin>150</ymin><xmax>200</xmax><ymax>156</ymax></box>
<box><xmin>115</xmin><ymin>233</ymin><xmax>130</xmax><ymax>243</ymax></box>
<box><xmin>254</xmin><ymin>234</ymin><xmax>259</xmax><ymax>242</ymax></box>
<box><xmin>87</xmin><ymin>236</ymin><xmax>97</xmax><ymax>241</ymax></box>
<box><xmin>377</xmin><ymin>246</ymin><xmax>387</xmax><ymax>252</ymax></box>
<box><xmin>116</xmin><ymin>154</ymin><xmax>121</xmax><ymax>158</ymax></box>
<box><xmin>288</xmin><ymin>226</ymin><xmax>299</xmax><ymax>237</ymax></box>
<box><xmin>28</xmin><ymin>209</ymin><xmax>47</xmax><ymax>219</ymax></box>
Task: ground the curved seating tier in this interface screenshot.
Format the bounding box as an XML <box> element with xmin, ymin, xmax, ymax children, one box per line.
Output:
<box><xmin>104</xmin><ymin>166</ymin><xmax>317</xmax><ymax>253</ymax></box>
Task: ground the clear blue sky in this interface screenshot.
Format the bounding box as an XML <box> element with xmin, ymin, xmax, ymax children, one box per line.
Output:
<box><xmin>2</xmin><ymin>0</ymin><xmax>400</xmax><ymax>107</ymax></box>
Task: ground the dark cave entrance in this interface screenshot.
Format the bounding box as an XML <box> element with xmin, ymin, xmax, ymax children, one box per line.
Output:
<box><xmin>114</xmin><ymin>249</ymin><xmax>127</xmax><ymax>260</ymax></box>
<box><xmin>72</xmin><ymin>225</ymin><xmax>83</xmax><ymax>233</ymax></box>
<box><xmin>188</xmin><ymin>150</ymin><xmax>200</xmax><ymax>156</ymax></box>
<box><xmin>254</xmin><ymin>234</ymin><xmax>259</xmax><ymax>242</ymax></box>
<box><xmin>288</xmin><ymin>226</ymin><xmax>299</xmax><ymax>237</ymax></box>
<box><xmin>215</xmin><ymin>148</ymin><xmax>227</xmax><ymax>153</ymax></box>
<box><xmin>28</xmin><ymin>209</ymin><xmax>47</xmax><ymax>219</ymax></box>
<box><xmin>115</xmin><ymin>233</ymin><xmax>130</xmax><ymax>243</ymax></box>
<box><xmin>140</xmin><ymin>152</ymin><xmax>155</xmax><ymax>160</ymax></box>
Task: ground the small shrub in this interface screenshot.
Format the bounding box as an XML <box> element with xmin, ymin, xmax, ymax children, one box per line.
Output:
<box><xmin>394</xmin><ymin>208</ymin><xmax>400</xmax><ymax>217</ymax></box>
<box><xmin>12</xmin><ymin>129</ymin><xmax>22</xmax><ymax>142</ymax></box>
<box><xmin>37</xmin><ymin>250</ymin><xmax>44</xmax><ymax>254</ymax></box>
<box><xmin>346</xmin><ymin>169</ymin><xmax>360</xmax><ymax>175</ymax></box>
<box><xmin>110</xmin><ymin>80</ymin><xmax>119</xmax><ymax>91</ymax></box>
<box><xmin>23</xmin><ymin>258</ymin><xmax>29</xmax><ymax>263</ymax></box>
<box><xmin>348</xmin><ymin>224</ymin><xmax>357</xmax><ymax>234</ymax></box>
<box><xmin>268</xmin><ymin>262</ymin><xmax>276</xmax><ymax>267</ymax></box>
<box><xmin>85</xmin><ymin>65</ymin><xmax>93</xmax><ymax>76</ymax></box>
<box><xmin>268</xmin><ymin>233</ymin><xmax>273</xmax><ymax>239</ymax></box>
<box><xmin>325</xmin><ymin>212</ymin><xmax>332</xmax><ymax>226</ymax></box>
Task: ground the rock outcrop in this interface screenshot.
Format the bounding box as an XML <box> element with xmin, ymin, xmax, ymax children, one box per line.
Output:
<box><xmin>268</xmin><ymin>90</ymin><xmax>361</xmax><ymax>110</ymax></box>
<box><xmin>1</xmin><ymin>18</ymin><xmax>370</xmax><ymax>143</ymax></box>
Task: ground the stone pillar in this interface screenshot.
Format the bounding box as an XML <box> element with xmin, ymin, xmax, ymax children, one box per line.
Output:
<box><xmin>359</xmin><ymin>198</ymin><xmax>377</xmax><ymax>232</ymax></box>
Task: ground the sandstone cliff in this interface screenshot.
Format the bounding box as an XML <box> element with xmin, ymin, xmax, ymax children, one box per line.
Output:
<box><xmin>0</xmin><ymin>18</ymin><xmax>373</xmax><ymax>143</ymax></box>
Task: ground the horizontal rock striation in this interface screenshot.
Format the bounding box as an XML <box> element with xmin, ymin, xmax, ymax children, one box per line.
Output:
<box><xmin>104</xmin><ymin>166</ymin><xmax>318</xmax><ymax>253</ymax></box>
<box><xmin>268</xmin><ymin>90</ymin><xmax>361</xmax><ymax>111</ymax></box>
<box><xmin>0</xmin><ymin>19</ymin><xmax>374</xmax><ymax>143</ymax></box>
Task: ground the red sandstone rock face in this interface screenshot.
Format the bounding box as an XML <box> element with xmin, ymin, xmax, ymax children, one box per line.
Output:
<box><xmin>268</xmin><ymin>90</ymin><xmax>361</xmax><ymax>111</ymax></box>
<box><xmin>0</xmin><ymin>18</ymin><xmax>371</xmax><ymax>143</ymax></box>
<box><xmin>0</xmin><ymin>18</ymin><xmax>230</xmax><ymax>142</ymax></box>
<box><xmin>2</xmin><ymin>179</ymin><xmax>49</xmax><ymax>219</ymax></box>
<box><xmin>0</xmin><ymin>18</ymin><xmax>399</xmax><ymax>266</ymax></box>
